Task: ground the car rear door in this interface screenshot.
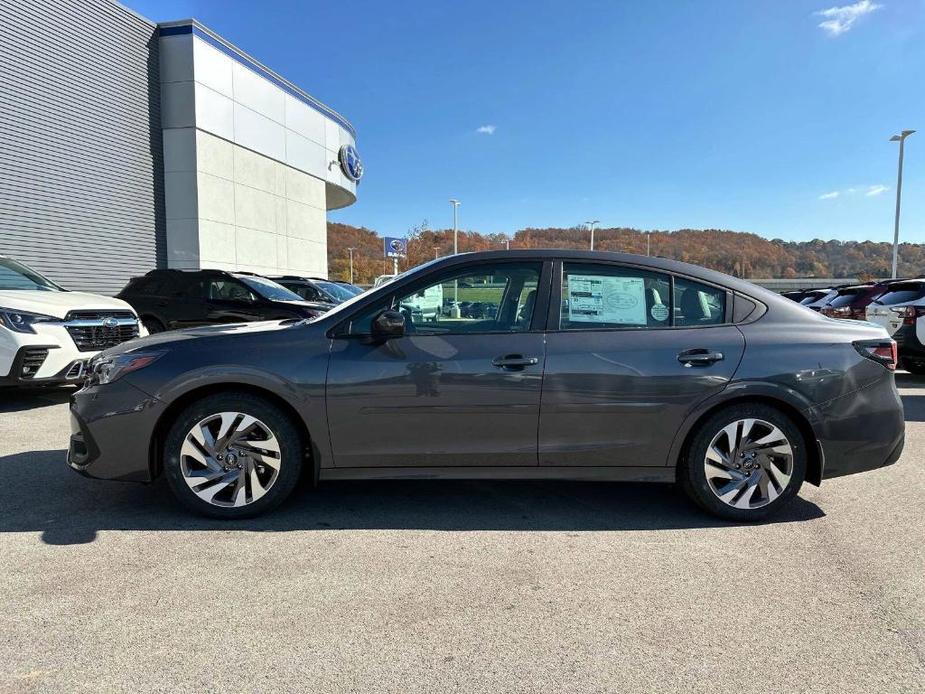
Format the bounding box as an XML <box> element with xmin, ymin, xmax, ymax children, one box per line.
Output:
<box><xmin>539</xmin><ymin>261</ymin><xmax>745</xmax><ymax>468</ymax></box>
<box><xmin>325</xmin><ymin>259</ymin><xmax>550</xmax><ymax>468</ymax></box>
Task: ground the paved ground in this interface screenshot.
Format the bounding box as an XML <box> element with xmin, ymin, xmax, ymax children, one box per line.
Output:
<box><xmin>1</xmin><ymin>378</ymin><xmax>923</xmax><ymax>693</ymax></box>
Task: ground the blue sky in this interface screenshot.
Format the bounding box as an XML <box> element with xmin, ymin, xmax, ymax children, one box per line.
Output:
<box><xmin>126</xmin><ymin>0</ymin><xmax>924</xmax><ymax>243</ymax></box>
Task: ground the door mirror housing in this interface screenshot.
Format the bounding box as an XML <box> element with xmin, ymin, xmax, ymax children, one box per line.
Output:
<box><xmin>371</xmin><ymin>309</ymin><xmax>405</xmax><ymax>340</ymax></box>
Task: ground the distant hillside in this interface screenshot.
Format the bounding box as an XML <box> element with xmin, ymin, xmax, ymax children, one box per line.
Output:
<box><xmin>328</xmin><ymin>223</ymin><xmax>925</xmax><ymax>284</ymax></box>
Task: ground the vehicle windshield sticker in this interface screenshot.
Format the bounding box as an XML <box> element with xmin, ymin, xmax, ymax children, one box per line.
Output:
<box><xmin>650</xmin><ymin>302</ymin><xmax>669</xmax><ymax>322</ymax></box>
<box><xmin>567</xmin><ymin>275</ymin><xmax>647</xmax><ymax>324</ymax></box>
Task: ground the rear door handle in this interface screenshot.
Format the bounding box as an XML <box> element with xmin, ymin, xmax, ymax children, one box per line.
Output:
<box><xmin>492</xmin><ymin>354</ymin><xmax>539</xmax><ymax>370</ymax></box>
<box><xmin>678</xmin><ymin>349</ymin><xmax>724</xmax><ymax>367</ymax></box>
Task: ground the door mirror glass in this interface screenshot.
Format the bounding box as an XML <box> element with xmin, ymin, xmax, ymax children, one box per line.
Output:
<box><xmin>371</xmin><ymin>309</ymin><xmax>405</xmax><ymax>340</ymax></box>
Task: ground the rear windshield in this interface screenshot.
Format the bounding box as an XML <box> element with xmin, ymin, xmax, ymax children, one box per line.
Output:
<box><xmin>827</xmin><ymin>288</ymin><xmax>869</xmax><ymax>308</ymax></box>
<box><xmin>873</xmin><ymin>283</ymin><xmax>925</xmax><ymax>306</ymax></box>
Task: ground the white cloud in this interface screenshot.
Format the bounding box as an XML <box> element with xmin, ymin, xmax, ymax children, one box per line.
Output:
<box><xmin>819</xmin><ymin>191</ymin><xmax>840</xmax><ymax>200</ymax></box>
<box><xmin>819</xmin><ymin>184</ymin><xmax>889</xmax><ymax>200</ymax></box>
<box><xmin>815</xmin><ymin>0</ymin><xmax>882</xmax><ymax>36</ymax></box>
<box><xmin>476</xmin><ymin>124</ymin><xmax>496</xmax><ymax>135</ymax></box>
<box><xmin>865</xmin><ymin>184</ymin><xmax>889</xmax><ymax>196</ymax></box>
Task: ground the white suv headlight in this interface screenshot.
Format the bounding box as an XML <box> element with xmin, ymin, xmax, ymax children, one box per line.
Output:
<box><xmin>0</xmin><ymin>308</ymin><xmax>58</xmax><ymax>333</ymax></box>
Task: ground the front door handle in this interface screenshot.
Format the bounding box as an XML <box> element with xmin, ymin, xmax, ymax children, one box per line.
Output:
<box><xmin>678</xmin><ymin>349</ymin><xmax>724</xmax><ymax>367</ymax></box>
<box><xmin>492</xmin><ymin>354</ymin><xmax>539</xmax><ymax>370</ymax></box>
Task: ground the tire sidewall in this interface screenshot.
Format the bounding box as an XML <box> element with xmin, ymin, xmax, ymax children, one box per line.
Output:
<box><xmin>681</xmin><ymin>403</ymin><xmax>807</xmax><ymax>522</ymax></box>
<box><xmin>163</xmin><ymin>392</ymin><xmax>303</xmax><ymax>519</ymax></box>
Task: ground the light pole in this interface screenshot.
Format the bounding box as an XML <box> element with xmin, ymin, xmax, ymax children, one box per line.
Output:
<box><xmin>346</xmin><ymin>247</ymin><xmax>356</xmax><ymax>284</ymax></box>
<box><xmin>890</xmin><ymin>130</ymin><xmax>915</xmax><ymax>279</ymax></box>
<box><xmin>449</xmin><ymin>199</ymin><xmax>461</xmax><ymax>317</ymax></box>
<box><xmin>646</xmin><ymin>231</ymin><xmax>651</xmax><ymax>256</ymax></box>
<box><xmin>434</xmin><ymin>245</ymin><xmax>440</xmax><ymax>259</ymax></box>
<box><xmin>585</xmin><ymin>220</ymin><xmax>600</xmax><ymax>250</ymax></box>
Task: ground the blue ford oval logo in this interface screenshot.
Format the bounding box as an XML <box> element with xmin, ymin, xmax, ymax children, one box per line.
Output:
<box><xmin>338</xmin><ymin>144</ymin><xmax>363</xmax><ymax>182</ymax></box>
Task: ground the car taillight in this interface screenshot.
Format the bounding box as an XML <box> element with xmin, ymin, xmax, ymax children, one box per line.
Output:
<box><xmin>890</xmin><ymin>305</ymin><xmax>925</xmax><ymax>326</ymax></box>
<box><xmin>853</xmin><ymin>339</ymin><xmax>897</xmax><ymax>371</ymax></box>
<box><xmin>850</xmin><ymin>307</ymin><xmax>867</xmax><ymax>320</ymax></box>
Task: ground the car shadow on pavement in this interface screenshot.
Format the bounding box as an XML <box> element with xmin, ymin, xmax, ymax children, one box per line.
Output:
<box><xmin>1</xmin><ymin>450</ymin><xmax>825</xmax><ymax>545</ymax></box>
<box><xmin>0</xmin><ymin>387</ymin><xmax>73</xmax><ymax>413</ymax></box>
<box><xmin>896</xmin><ymin>374</ymin><xmax>925</xmax><ymax>422</ymax></box>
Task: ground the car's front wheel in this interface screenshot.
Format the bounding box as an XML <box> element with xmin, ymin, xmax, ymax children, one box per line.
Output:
<box><xmin>163</xmin><ymin>393</ymin><xmax>303</xmax><ymax>518</ymax></box>
<box><xmin>680</xmin><ymin>403</ymin><xmax>806</xmax><ymax>521</ymax></box>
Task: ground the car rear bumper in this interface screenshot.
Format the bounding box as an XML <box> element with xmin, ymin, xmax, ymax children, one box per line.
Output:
<box><xmin>815</xmin><ymin>372</ymin><xmax>905</xmax><ymax>480</ymax></box>
<box><xmin>68</xmin><ymin>379</ymin><xmax>165</xmax><ymax>482</ymax></box>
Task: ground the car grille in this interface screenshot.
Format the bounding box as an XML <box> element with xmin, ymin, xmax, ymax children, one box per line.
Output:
<box><xmin>20</xmin><ymin>348</ymin><xmax>49</xmax><ymax>379</ymax></box>
<box><xmin>63</xmin><ymin>310</ymin><xmax>139</xmax><ymax>352</ymax></box>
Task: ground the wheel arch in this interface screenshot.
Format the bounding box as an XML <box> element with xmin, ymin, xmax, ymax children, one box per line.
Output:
<box><xmin>148</xmin><ymin>382</ymin><xmax>317</xmax><ymax>482</ymax></box>
<box><xmin>673</xmin><ymin>392</ymin><xmax>823</xmax><ymax>487</ymax></box>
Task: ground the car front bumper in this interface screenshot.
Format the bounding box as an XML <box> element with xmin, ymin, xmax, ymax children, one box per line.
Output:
<box><xmin>68</xmin><ymin>379</ymin><xmax>166</xmax><ymax>482</ymax></box>
<box><xmin>815</xmin><ymin>371</ymin><xmax>905</xmax><ymax>480</ymax></box>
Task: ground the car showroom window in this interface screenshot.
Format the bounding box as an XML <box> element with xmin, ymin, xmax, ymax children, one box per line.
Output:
<box><xmin>347</xmin><ymin>262</ymin><xmax>542</xmax><ymax>335</ymax></box>
<box><xmin>674</xmin><ymin>277</ymin><xmax>726</xmax><ymax>326</ymax></box>
<box><xmin>560</xmin><ymin>263</ymin><xmax>671</xmax><ymax>330</ymax></box>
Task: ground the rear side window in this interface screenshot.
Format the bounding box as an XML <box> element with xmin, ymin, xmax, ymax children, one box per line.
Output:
<box><xmin>875</xmin><ymin>283</ymin><xmax>925</xmax><ymax>306</ymax></box>
<box><xmin>827</xmin><ymin>288</ymin><xmax>866</xmax><ymax>308</ymax></box>
<box><xmin>674</xmin><ymin>278</ymin><xmax>726</xmax><ymax>326</ymax></box>
<box><xmin>560</xmin><ymin>263</ymin><xmax>671</xmax><ymax>329</ymax></box>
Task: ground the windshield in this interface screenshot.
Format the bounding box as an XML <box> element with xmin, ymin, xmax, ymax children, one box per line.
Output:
<box><xmin>827</xmin><ymin>288</ymin><xmax>868</xmax><ymax>308</ymax></box>
<box><xmin>237</xmin><ymin>275</ymin><xmax>304</xmax><ymax>302</ymax></box>
<box><xmin>0</xmin><ymin>257</ymin><xmax>63</xmax><ymax>291</ymax></box>
<box><xmin>316</xmin><ymin>281</ymin><xmax>359</xmax><ymax>302</ymax></box>
<box><xmin>874</xmin><ymin>283</ymin><xmax>925</xmax><ymax>306</ymax></box>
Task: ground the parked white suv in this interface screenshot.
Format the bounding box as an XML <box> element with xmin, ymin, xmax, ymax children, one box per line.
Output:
<box><xmin>865</xmin><ymin>279</ymin><xmax>925</xmax><ymax>375</ymax></box>
<box><xmin>0</xmin><ymin>256</ymin><xmax>146</xmax><ymax>386</ymax></box>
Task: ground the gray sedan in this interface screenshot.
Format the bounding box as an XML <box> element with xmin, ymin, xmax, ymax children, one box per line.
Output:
<box><xmin>68</xmin><ymin>250</ymin><xmax>904</xmax><ymax>521</ymax></box>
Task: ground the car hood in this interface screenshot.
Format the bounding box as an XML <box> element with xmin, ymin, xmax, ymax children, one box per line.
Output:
<box><xmin>98</xmin><ymin>319</ymin><xmax>303</xmax><ymax>357</ymax></box>
<box><xmin>0</xmin><ymin>289</ymin><xmax>137</xmax><ymax>319</ymax></box>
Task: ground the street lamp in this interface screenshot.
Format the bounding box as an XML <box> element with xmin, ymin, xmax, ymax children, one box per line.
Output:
<box><xmin>889</xmin><ymin>130</ymin><xmax>915</xmax><ymax>279</ymax></box>
<box><xmin>434</xmin><ymin>245</ymin><xmax>440</xmax><ymax>259</ymax></box>
<box><xmin>346</xmin><ymin>247</ymin><xmax>356</xmax><ymax>284</ymax></box>
<box><xmin>449</xmin><ymin>199</ymin><xmax>461</xmax><ymax>317</ymax></box>
<box><xmin>585</xmin><ymin>220</ymin><xmax>600</xmax><ymax>250</ymax></box>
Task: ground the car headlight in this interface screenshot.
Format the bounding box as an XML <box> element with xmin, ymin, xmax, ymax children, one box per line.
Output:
<box><xmin>89</xmin><ymin>351</ymin><xmax>165</xmax><ymax>385</ymax></box>
<box><xmin>0</xmin><ymin>308</ymin><xmax>58</xmax><ymax>333</ymax></box>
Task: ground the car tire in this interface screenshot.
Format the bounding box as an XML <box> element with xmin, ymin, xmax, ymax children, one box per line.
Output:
<box><xmin>163</xmin><ymin>392</ymin><xmax>304</xmax><ymax>519</ymax></box>
<box><xmin>902</xmin><ymin>360</ymin><xmax>925</xmax><ymax>375</ymax></box>
<box><xmin>143</xmin><ymin>317</ymin><xmax>166</xmax><ymax>334</ymax></box>
<box><xmin>679</xmin><ymin>403</ymin><xmax>806</xmax><ymax>522</ymax></box>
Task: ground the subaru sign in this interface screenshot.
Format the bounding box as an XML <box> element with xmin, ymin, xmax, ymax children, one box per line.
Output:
<box><xmin>338</xmin><ymin>144</ymin><xmax>363</xmax><ymax>182</ymax></box>
<box><xmin>383</xmin><ymin>237</ymin><xmax>407</xmax><ymax>258</ymax></box>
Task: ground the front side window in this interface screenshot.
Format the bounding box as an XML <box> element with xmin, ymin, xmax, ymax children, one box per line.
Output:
<box><xmin>204</xmin><ymin>280</ymin><xmax>257</xmax><ymax>303</ymax></box>
<box><xmin>346</xmin><ymin>262</ymin><xmax>542</xmax><ymax>336</ymax></box>
<box><xmin>237</xmin><ymin>276</ymin><xmax>303</xmax><ymax>302</ymax></box>
<box><xmin>560</xmin><ymin>263</ymin><xmax>671</xmax><ymax>329</ymax></box>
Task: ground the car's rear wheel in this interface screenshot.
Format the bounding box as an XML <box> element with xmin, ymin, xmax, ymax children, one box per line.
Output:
<box><xmin>680</xmin><ymin>403</ymin><xmax>806</xmax><ymax>521</ymax></box>
<box><xmin>901</xmin><ymin>360</ymin><xmax>925</xmax><ymax>375</ymax></box>
<box><xmin>163</xmin><ymin>393</ymin><xmax>303</xmax><ymax>518</ymax></box>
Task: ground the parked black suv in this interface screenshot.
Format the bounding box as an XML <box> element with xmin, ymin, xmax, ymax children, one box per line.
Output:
<box><xmin>118</xmin><ymin>269</ymin><xmax>331</xmax><ymax>333</ymax></box>
<box><xmin>270</xmin><ymin>276</ymin><xmax>364</xmax><ymax>305</ymax></box>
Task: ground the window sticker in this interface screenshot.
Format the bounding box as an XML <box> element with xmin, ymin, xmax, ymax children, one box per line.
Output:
<box><xmin>567</xmin><ymin>275</ymin><xmax>647</xmax><ymax>324</ymax></box>
<box><xmin>650</xmin><ymin>303</ymin><xmax>669</xmax><ymax>322</ymax></box>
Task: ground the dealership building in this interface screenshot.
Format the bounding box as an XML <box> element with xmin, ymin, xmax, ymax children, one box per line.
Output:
<box><xmin>0</xmin><ymin>0</ymin><xmax>360</xmax><ymax>295</ymax></box>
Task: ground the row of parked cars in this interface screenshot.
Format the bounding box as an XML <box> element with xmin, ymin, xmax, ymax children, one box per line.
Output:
<box><xmin>0</xmin><ymin>255</ymin><xmax>362</xmax><ymax>387</ymax></box>
<box><xmin>783</xmin><ymin>279</ymin><xmax>925</xmax><ymax>373</ymax></box>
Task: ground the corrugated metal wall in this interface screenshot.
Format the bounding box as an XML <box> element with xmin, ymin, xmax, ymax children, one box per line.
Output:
<box><xmin>0</xmin><ymin>0</ymin><xmax>164</xmax><ymax>295</ymax></box>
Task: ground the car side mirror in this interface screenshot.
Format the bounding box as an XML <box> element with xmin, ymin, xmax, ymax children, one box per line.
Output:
<box><xmin>371</xmin><ymin>309</ymin><xmax>405</xmax><ymax>340</ymax></box>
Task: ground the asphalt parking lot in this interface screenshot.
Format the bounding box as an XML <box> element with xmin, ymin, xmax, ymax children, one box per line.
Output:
<box><xmin>1</xmin><ymin>379</ymin><xmax>923</xmax><ymax>693</ymax></box>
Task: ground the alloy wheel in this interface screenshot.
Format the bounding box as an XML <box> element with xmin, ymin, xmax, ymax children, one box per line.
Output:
<box><xmin>179</xmin><ymin>412</ymin><xmax>282</xmax><ymax>508</ymax></box>
<box><xmin>702</xmin><ymin>418</ymin><xmax>793</xmax><ymax>510</ymax></box>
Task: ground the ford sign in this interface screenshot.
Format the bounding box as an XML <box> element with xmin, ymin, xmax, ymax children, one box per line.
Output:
<box><xmin>338</xmin><ymin>144</ymin><xmax>363</xmax><ymax>182</ymax></box>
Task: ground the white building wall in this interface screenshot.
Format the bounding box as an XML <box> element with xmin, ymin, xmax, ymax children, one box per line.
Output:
<box><xmin>158</xmin><ymin>21</ymin><xmax>358</xmax><ymax>278</ymax></box>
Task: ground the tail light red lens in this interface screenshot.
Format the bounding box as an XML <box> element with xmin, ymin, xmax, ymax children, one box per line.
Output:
<box><xmin>892</xmin><ymin>305</ymin><xmax>925</xmax><ymax>325</ymax></box>
<box><xmin>853</xmin><ymin>339</ymin><xmax>897</xmax><ymax>371</ymax></box>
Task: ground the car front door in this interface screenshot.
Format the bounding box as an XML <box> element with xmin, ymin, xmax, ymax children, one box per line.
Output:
<box><xmin>325</xmin><ymin>260</ymin><xmax>549</xmax><ymax>468</ymax></box>
<box><xmin>539</xmin><ymin>261</ymin><xmax>745</xmax><ymax>467</ymax></box>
